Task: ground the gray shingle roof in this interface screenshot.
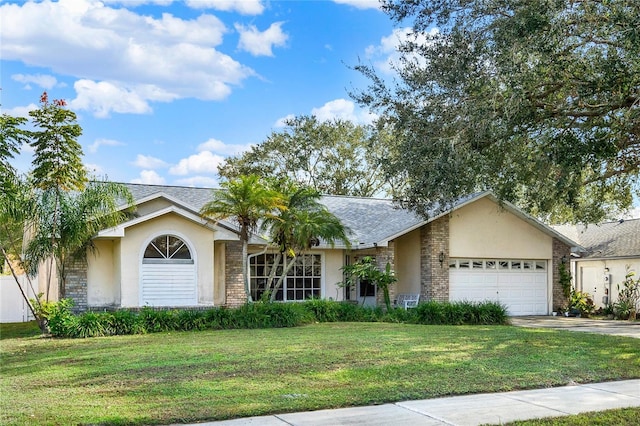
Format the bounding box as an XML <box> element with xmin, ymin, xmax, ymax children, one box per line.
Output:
<box><xmin>122</xmin><ymin>183</ymin><xmax>428</xmax><ymax>246</ymax></box>
<box><xmin>554</xmin><ymin>219</ymin><xmax>640</xmax><ymax>259</ymax></box>
<box><xmin>121</xmin><ymin>183</ymin><xmax>575</xmax><ymax>249</ymax></box>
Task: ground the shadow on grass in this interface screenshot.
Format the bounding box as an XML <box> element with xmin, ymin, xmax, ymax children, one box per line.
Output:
<box><xmin>0</xmin><ymin>321</ymin><xmax>41</xmax><ymax>340</ymax></box>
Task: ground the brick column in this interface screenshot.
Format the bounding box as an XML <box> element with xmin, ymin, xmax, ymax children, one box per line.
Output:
<box><xmin>64</xmin><ymin>257</ymin><xmax>88</xmax><ymax>313</ymax></box>
<box><xmin>552</xmin><ymin>238</ymin><xmax>571</xmax><ymax>311</ymax></box>
<box><xmin>420</xmin><ymin>216</ymin><xmax>450</xmax><ymax>302</ymax></box>
<box><xmin>224</xmin><ymin>241</ymin><xmax>246</xmax><ymax>306</ymax></box>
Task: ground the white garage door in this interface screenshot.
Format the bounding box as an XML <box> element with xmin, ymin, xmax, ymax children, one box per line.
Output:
<box><xmin>141</xmin><ymin>235</ymin><xmax>196</xmax><ymax>307</ymax></box>
<box><xmin>449</xmin><ymin>259</ymin><xmax>548</xmax><ymax>316</ymax></box>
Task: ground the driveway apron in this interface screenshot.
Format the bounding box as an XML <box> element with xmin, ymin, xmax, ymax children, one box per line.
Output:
<box><xmin>510</xmin><ymin>316</ymin><xmax>640</xmax><ymax>338</ymax></box>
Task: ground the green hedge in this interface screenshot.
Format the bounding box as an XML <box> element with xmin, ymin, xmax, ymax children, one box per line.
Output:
<box><xmin>45</xmin><ymin>299</ymin><xmax>509</xmax><ymax>338</ymax></box>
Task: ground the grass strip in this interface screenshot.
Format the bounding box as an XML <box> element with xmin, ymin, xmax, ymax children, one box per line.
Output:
<box><xmin>2</xmin><ymin>322</ymin><xmax>639</xmax><ymax>425</ymax></box>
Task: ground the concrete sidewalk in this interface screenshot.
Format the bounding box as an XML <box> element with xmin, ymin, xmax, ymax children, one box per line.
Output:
<box><xmin>178</xmin><ymin>379</ymin><xmax>640</xmax><ymax>426</ymax></box>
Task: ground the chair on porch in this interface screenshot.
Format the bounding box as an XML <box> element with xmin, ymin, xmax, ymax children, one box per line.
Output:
<box><xmin>395</xmin><ymin>293</ymin><xmax>420</xmax><ymax>310</ymax></box>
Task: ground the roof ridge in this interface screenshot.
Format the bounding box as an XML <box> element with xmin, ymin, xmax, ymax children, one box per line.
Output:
<box><xmin>124</xmin><ymin>182</ymin><xmax>217</xmax><ymax>190</ymax></box>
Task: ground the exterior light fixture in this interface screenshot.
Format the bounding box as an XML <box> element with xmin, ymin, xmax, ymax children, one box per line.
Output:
<box><xmin>439</xmin><ymin>251</ymin><xmax>444</xmax><ymax>266</ymax></box>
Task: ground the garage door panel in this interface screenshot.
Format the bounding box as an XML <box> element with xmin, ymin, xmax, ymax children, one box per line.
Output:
<box><xmin>449</xmin><ymin>260</ymin><xmax>548</xmax><ymax>316</ymax></box>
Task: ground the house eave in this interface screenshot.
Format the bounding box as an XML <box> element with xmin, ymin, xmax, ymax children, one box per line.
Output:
<box><xmin>572</xmin><ymin>255</ymin><xmax>640</xmax><ymax>262</ymax></box>
<box><xmin>96</xmin><ymin>205</ymin><xmax>229</xmax><ymax>239</ymax></box>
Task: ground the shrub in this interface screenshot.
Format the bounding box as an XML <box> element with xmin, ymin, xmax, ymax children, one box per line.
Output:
<box><xmin>382</xmin><ymin>307</ymin><xmax>417</xmax><ymax>323</ymax></box>
<box><xmin>176</xmin><ymin>309</ymin><xmax>207</xmax><ymax>331</ymax></box>
<box><xmin>304</xmin><ymin>298</ymin><xmax>339</xmax><ymax>322</ymax></box>
<box><xmin>232</xmin><ymin>303</ymin><xmax>270</xmax><ymax>328</ymax></box>
<box><xmin>414</xmin><ymin>301</ymin><xmax>447</xmax><ymax>325</ymax></box>
<box><xmin>140</xmin><ymin>307</ymin><xmax>179</xmax><ymax>332</ymax></box>
<box><xmin>262</xmin><ymin>302</ymin><xmax>314</xmax><ymax>327</ymax></box>
<box><xmin>204</xmin><ymin>307</ymin><xmax>233</xmax><ymax>329</ymax></box>
<box><xmin>569</xmin><ymin>289</ymin><xmax>596</xmax><ymax>317</ymax></box>
<box><xmin>46</xmin><ymin>299</ymin><xmax>509</xmax><ymax>338</ymax></box>
<box><xmin>475</xmin><ymin>301</ymin><xmax>509</xmax><ymax>324</ymax></box>
<box><xmin>110</xmin><ymin>310</ymin><xmax>146</xmax><ymax>335</ymax></box>
<box><xmin>73</xmin><ymin>312</ymin><xmax>108</xmax><ymax>338</ymax></box>
<box><xmin>614</xmin><ymin>269</ymin><xmax>639</xmax><ymax>320</ymax></box>
<box><xmin>334</xmin><ymin>301</ymin><xmax>365</xmax><ymax>322</ymax></box>
<box><xmin>47</xmin><ymin>298</ymin><xmax>78</xmax><ymax>337</ymax></box>
<box><xmin>414</xmin><ymin>300</ymin><xmax>508</xmax><ymax>325</ymax></box>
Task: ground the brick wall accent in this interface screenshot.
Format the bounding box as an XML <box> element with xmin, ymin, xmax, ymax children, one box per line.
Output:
<box><xmin>420</xmin><ymin>216</ymin><xmax>450</xmax><ymax>302</ymax></box>
<box><xmin>224</xmin><ymin>241</ymin><xmax>246</xmax><ymax>307</ymax></box>
<box><xmin>375</xmin><ymin>242</ymin><xmax>395</xmax><ymax>307</ymax></box>
<box><xmin>552</xmin><ymin>238</ymin><xmax>571</xmax><ymax>310</ymax></box>
<box><xmin>64</xmin><ymin>257</ymin><xmax>88</xmax><ymax>313</ymax></box>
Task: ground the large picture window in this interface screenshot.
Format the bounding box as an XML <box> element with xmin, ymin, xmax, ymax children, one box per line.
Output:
<box><xmin>250</xmin><ymin>253</ymin><xmax>321</xmax><ymax>301</ymax></box>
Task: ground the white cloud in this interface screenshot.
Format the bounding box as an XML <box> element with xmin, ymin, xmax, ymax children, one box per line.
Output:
<box><xmin>274</xmin><ymin>114</ymin><xmax>295</xmax><ymax>128</ymax></box>
<box><xmin>365</xmin><ymin>27</ymin><xmax>438</xmax><ymax>74</ymax></box>
<box><xmin>2</xmin><ymin>103</ymin><xmax>38</xmax><ymax>118</ymax></box>
<box><xmin>87</xmin><ymin>138</ymin><xmax>124</xmax><ymax>154</ymax></box>
<box><xmin>131</xmin><ymin>170</ymin><xmax>166</xmax><ymax>185</ymax></box>
<box><xmin>102</xmin><ymin>0</ymin><xmax>174</xmax><ymax>6</ymax></box>
<box><xmin>11</xmin><ymin>73</ymin><xmax>61</xmax><ymax>90</ymax></box>
<box><xmin>185</xmin><ymin>0</ymin><xmax>264</xmax><ymax>15</ymax></box>
<box><xmin>624</xmin><ymin>206</ymin><xmax>640</xmax><ymax>219</ymax></box>
<box><xmin>311</xmin><ymin>98</ymin><xmax>377</xmax><ymax>124</ymax></box>
<box><xmin>0</xmin><ymin>0</ymin><xmax>255</xmax><ymax>115</ymax></box>
<box><xmin>332</xmin><ymin>0</ymin><xmax>381</xmax><ymax>10</ymax></box>
<box><xmin>69</xmin><ymin>78</ymin><xmax>189</xmax><ymax>117</ymax></box>
<box><xmin>69</xmin><ymin>80</ymin><xmax>156</xmax><ymax>117</ymax></box>
<box><xmin>84</xmin><ymin>163</ymin><xmax>105</xmax><ymax>176</ymax></box>
<box><xmin>174</xmin><ymin>175</ymin><xmax>219</xmax><ymax>188</ymax></box>
<box><xmin>197</xmin><ymin>138</ymin><xmax>252</xmax><ymax>156</ymax></box>
<box><xmin>132</xmin><ymin>154</ymin><xmax>170</xmax><ymax>169</ymax></box>
<box><xmin>169</xmin><ymin>151</ymin><xmax>225</xmax><ymax>175</ymax></box>
<box><xmin>235</xmin><ymin>22</ymin><xmax>288</xmax><ymax>57</ymax></box>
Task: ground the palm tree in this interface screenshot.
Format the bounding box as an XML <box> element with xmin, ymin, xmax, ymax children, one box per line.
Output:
<box><xmin>200</xmin><ymin>175</ymin><xmax>285</xmax><ymax>302</ymax></box>
<box><xmin>262</xmin><ymin>182</ymin><xmax>351</xmax><ymax>301</ymax></box>
<box><xmin>24</xmin><ymin>180</ymin><xmax>134</xmax><ymax>299</ymax></box>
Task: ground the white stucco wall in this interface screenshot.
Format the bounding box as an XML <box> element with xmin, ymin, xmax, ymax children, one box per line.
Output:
<box><xmin>116</xmin><ymin>212</ymin><xmax>215</xmax><ymax>307</ymax></box>
<box><xmin>395</xmin><ymin>229</ymin><xmax>421</xmax><ymax>294</ymax></box>
<box><xmin>135</xmin><ymin>198</ymin><xmax>174</xmax><ymax>216</ymax></box>
<box><xmin>449</xmin><ymin>197</ymin><xmax>552</xmax><ymax>260</ymax></box>
<box><xmin>87</xmin><ymin>239</ymin><xmax>118</xmax><ymax>306</ymax></box>
<box><xmin>574</xmin><ymin>258</ymin><xmax>640</xmax><ymax>309</ymax></box>
<box><xmin>214</xmin><ymin>241</ymin><xmax>226</xmax><ymax>306</ymax></box>
<box><xmin>324</xmin><ymin>249</ymin><xmax>345</xmax><ymax>301</ymax></box>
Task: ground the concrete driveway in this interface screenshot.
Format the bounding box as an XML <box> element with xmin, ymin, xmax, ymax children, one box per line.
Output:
<box><xmin>511</xmin><ymin>316</ymin><xmax>640</xmax><ymax>338</ymax></box>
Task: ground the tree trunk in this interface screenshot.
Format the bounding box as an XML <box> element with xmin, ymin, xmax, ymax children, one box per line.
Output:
<box><xmin>0</xmin><ymin>245</ymin><xmax>41</xmax><ymax>328</ymax></box>
<box><xmin>241</xmin><ymin>239</ymin><xmax>252</xmax><ymax>303</ymax></box>
<box><xmin>271</xmin><ymin>256</ymin><xmax>297</xmax><ymax>302</ymax></box>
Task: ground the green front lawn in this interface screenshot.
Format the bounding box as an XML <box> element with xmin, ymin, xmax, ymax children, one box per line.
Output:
<box><xmin>501</xmin><ymin>407</ymin><xmax>640</xmax><ymax>425</ymax></box>
<box><xmin>2</xmin><ymin>322</ymin><xmax>639</xmax><ymax>425</ymax></box>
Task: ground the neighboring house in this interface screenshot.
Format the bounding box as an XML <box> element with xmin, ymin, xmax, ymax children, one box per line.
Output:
<box><xmin>37</xmin><ymin>184</ymin><xmax>578</xmax><ymax>317</ymax></box>
<box><xmin>554</xmin><ymin>219</ymin><xmax>640</xmax><ymax>309</ymax></box>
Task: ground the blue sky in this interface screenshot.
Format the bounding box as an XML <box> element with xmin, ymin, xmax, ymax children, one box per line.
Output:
<box><xmin>2</xmin><ymin>0</ymin><xmax>638</xmax><ymax>218</ymax></box>
<box><xmin>2</xmin><ymin>0</ymin><xmax>405</xmax><ymax>187</ymax></box>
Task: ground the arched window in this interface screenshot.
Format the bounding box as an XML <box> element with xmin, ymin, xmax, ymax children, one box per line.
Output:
<box><xmin>143</xmin><ymin>235</ymin><xmax>193</xmax><ymax>264</ymax></box>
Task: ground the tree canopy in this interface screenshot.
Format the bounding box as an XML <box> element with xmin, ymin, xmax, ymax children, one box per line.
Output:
<box><xmin>218</xmin><ymin>115</ymin><xmax>399</xmax><ymax>197</ymax></box>
<box><xmin>354</xmin><ymin>0</ymin><xmax>640</xmax><ymax>223</ymax></box>
<box><xmin>0</xmin><ymin>92</ymin><xmax>132</xmax><ymax>326</ymax></box>
<box><xmin>260</xmin><ymin>181</ymin><xmax>350</xmax><ymax>301</ymax></box>
<box><xmin>200</xmin><ymin>175</ymin><xmax>286</xmax><ymax>302</ymax></box>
